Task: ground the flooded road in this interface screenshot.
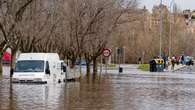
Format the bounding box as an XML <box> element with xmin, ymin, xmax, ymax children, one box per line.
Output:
<box><xmin>1</xmin><ymin>66</ymin><xmax>195</xmax><ymax>110</ymax></box>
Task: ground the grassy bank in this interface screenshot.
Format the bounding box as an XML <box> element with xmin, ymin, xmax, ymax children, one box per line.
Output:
<box><xmin>138</xmin><ymin>64</ymin><xmax>149</xmax><ymax>71</ymax></box>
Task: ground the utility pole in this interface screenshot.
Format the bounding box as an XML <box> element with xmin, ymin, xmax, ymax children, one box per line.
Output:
<box><xmin>123</xmin><ymin>46</ymin><xmax>125</xmax><ymax>64</ymax></box>
<box><xmin>168</xmin><ymin>0</ymin><xmax>175</xmax><ymax>57</ymax></box>
<box><xmin>159</xmin><ymin>0</ymin><xmax>163</xmax><ymax>57</ymax></box>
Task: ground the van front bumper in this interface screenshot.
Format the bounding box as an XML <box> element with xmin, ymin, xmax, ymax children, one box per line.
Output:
<box><xmin>12</xmin><ymin>78</ymin><xmax>47</xmax><ymax>84</ymax></box>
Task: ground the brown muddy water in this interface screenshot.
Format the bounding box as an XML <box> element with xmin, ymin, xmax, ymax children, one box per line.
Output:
<box><xmin>1</xmin><ymin>66</ymin><xmax>195</xmax><ymax>110</ymax></box>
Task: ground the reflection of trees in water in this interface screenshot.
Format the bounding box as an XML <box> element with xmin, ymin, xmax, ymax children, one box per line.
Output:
<box><xmin>57</xmin><ymin>82</ymin><xmax>80</xmax><ymax>110</ymax></box>
<box><xmin>2</xmin><ymin>70</ymin><xmax>195</xmax><ymax>110</ymax></box>
<box><xmin>0</xmin><ymin>67</ymin><xmax>16</xmax><ymax>109</ymax></box>
<box><xmin>57</xmin><ymin>76</ymin><xmax>114</xmax><ymax>110</ymax></box>
<box><xmin>8</xmin><ymin>84</ymin><xmax>64</xmax><ymax>110</ymax></box>
<box><xmin>9</xmin><ymin>83</ymin><xmax>17</xmax><ymax>110</ymax></box>
<box><xmin>0</xmin><ymin>80</ymin><xmax>17</xmax><ymax>110</ymax></box>
<box><xmin>114</xmin><ymin>83</ymin><xmax>195</xmax><ymax>110</ymax></box>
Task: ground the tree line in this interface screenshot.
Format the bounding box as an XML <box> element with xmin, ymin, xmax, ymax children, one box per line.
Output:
<box><xmin>1</xmin><ymin>0</ymin><xmax>194</xmax><ymax>76</ymax></box>
<box><xmin>0</xmin><ymin>0</ymin><xmax>138</xmax><ymax>76</ymax></box>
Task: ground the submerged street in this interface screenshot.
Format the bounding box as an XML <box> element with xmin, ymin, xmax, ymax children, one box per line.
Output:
<box><xmin>1</xmin><ymin>0</ymin><xmax>195</xmax><ymax>110</ymax></box>
<box><xmin>1</xmin><ymin>65</ymin><xmax>195</xmax><ymax>110</ymax></box>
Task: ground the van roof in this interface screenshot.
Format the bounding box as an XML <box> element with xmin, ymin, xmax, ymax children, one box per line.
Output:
<box><xmin>17</xmin><ymin>53</ymin><xmax>60</xmax><ymax>61</ymax></box>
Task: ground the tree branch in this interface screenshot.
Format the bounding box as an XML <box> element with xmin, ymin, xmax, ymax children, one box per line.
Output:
<box><xmin>0</xmin><ymin>22</ymin><xmax>8</xmax><ymax>42</ymax></box>
<box><xmin>15</xmin><ymin>0</ymin><xmax>34</xmax><ymax>22</ymax></box>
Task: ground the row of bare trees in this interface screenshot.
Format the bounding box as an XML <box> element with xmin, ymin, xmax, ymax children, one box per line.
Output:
<box><xmin>0</xmin><ymin>0</ymin><xmax>35</xmax><ymax>73</ymax></box>
<box><xmin>2</xmin><ymin>1</ymin><xmax>194</xmax><ymax>76</ymax></box>
<box><xmin>0</xmin><ymin>0</ymin><xmax>139</xmax><ymax>76</ymax></box>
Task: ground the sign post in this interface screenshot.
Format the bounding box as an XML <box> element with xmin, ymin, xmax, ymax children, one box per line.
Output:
<box><xmin>100</xmin><ymin>55</ymin><xmax>102</xmax><ymax>75</ymax></box>
<box><xmin>103</xmin><ymin>48</ymin><xmax>111</xmax><ymax>57</ymax></box>
<box><xmin>102</xmin><ymin>48</ymin><xmax>112</xmax><ymax>74</ymax></box>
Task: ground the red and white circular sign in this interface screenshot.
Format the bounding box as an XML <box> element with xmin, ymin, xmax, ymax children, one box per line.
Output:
<box><xmin>103</xmin><ymin>48</ymin><xmax>111</xmax><ymax>57</ymax></box>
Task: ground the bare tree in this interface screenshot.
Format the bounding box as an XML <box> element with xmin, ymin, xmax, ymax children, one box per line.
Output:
<box><xmin>80</xmin><ymin>0</ymin><xmax>139</xmax><ymax>76</ymax></box>
<box><xmin>0</xmin><ymin>0</ymin><xmax>34</xmax><ymax>75</ymax></box>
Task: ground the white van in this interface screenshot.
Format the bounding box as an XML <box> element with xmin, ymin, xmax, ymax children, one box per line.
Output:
<box><xmin>12</xmin><ymin>53</ymin><xmax>65</xmax><ymax>84</ymax></box>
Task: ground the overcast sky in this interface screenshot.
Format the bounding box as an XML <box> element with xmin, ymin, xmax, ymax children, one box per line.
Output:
<box><xmin>140</xmin><ymin>0</ymin><xmax>195</xmax><ymax>11</ymax></box>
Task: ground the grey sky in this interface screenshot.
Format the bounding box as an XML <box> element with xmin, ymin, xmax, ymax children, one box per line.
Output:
<box><xmin>140</xmin><ymin>0</ymin><xmax>195</xmax><ymax>11</ymax></box>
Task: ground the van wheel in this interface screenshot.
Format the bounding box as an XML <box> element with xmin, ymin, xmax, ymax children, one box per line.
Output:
<box><xmin>58</xmin><ymin>79</ymin><xmax>61</xmax><ymax>83</ymax></box>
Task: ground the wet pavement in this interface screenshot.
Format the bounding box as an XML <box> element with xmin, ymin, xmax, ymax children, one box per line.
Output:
<box><xmin>1</xmin><ymin>66</ymin><xmax>195</xmax><ymax>110</ymax></box>
<box><xmin>175</xmin><ymin>65</ymin><xmax>195</xmax><ymax>73</ymax></box>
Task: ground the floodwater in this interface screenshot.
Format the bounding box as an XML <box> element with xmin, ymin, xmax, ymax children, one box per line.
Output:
<box><xmin>1</xmin><ymin>66</ymin><xmax>195</xmax><ymax>110</ymax></box>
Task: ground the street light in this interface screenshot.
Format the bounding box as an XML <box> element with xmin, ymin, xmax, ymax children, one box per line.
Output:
<box><xmin>159</xmin><ymin>0</ymin><xmax>163</xmax><ymax>57</ymax></box>
<box><xmin>168</xmin><ymin>0</ymin><xmax>175</xmax><ymax>57</ymax></box>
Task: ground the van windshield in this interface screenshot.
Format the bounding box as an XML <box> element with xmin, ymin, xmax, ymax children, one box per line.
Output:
<box><xmin>15</xmin><ymin>60</ymin><xmax>44</xmax><ymax>72</ymax></box>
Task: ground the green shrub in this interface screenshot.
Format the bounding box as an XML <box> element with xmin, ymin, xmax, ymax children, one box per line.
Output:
<box><xmin>191</xmin><ymin>16</ymin><xmax>195</xmax><ymax>19</ymax></box>
<box><xmin>138</xmin><ymin>64</ymin><xmax>149</xmax><ymax>71</ymax></box>
<box><xmin>107</xmin><ymin>64</ymin><xmax>116</xmax><ymax>68</ymax></box>
<box><xmin>99</xmin><ymin>64</ymin><xmax>116</xmax><ymax>68</ymax></box>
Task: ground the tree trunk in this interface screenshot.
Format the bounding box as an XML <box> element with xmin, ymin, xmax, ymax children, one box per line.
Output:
<box><xmin>70</xmin><ymin>58</ymin><xmax>76</xmax><ymax>68</ymax></box>
<box><xmin>0</xmin><ymin>59</ymin><xmax>2</xmax><ymax>75</ymax></box>
<box><xmin>93</xmin><ymin>57</ymin><xmax>97</xmax><ymax>79</ymax></box>
<box><xmin>86</xmin><ymin>61</ymin><xmax>90</xmax><ymax>77</ymax></box>
<box><xmin>79</xmin><ymin>56</ymin><xmax>82</xmax><ymax>77</ymax></box>
<box><xmin>10</xmin><ymin>50</ymin><xmax>16</xmax><ymax>78</ymax></box>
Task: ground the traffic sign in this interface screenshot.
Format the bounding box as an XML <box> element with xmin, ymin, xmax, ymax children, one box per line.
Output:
<box><xmin>102</xmin><ymin>48</ymin><xmax>111</xmax><ymax>57</ymax></box>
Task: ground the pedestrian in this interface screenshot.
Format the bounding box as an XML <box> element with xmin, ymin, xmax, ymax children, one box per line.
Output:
<box><xmin>171</xmin><ymin>56</ymin><xmax>176</xmax><ymax>70</ymax></box>
<box><xmin>176</xmin><ymin>56</ymin><xmax>180</xmax><ymax>65</ymax></box>
<box><xmin>181</xmin><ymin>55</ymin><xmax>185</xmax><ymax>65</ymax></box>
<box><xmin>165</xmin><ymin>60</ymin><xmax>169</xmax><ymax>70</ymax></box>
<box><xmin>149</xmin><ymin>59</ymin><xmax>156</xmax><ymax>72</ymax></box>
<box><xmin>162</xmin><ymin>55</ymin><xmax>168</xmax><ymax>69</ymax></box>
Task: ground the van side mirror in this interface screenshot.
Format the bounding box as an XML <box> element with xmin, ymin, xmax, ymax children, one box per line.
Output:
<box><xmin>45</xmin><ymin>69</ymin><xmax>50</xmax><ymax>75</ymax></box>
<box><xmin>63</xmin><ymin>66</ymin><xmax>66</xmax><ymax>72</ymax></box>
<box><xmin>45</xmin><ymin>61</ymin><xmax>50</xmax><ymax>74</ymax></box>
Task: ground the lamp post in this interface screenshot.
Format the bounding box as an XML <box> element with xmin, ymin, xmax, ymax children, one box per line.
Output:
<box><xmin>169</xmin><ymin>0</ymin><xmax>175</xmax><ymax>57</ymax></box>
<box><xmin>159</xmin><ymin>0</ymin><xmax>163</xmax><ymax>57</ymax></box>
<box><xmin>123</xmin><ymin>46</ymin><xmax>126</xmax><ymax>64</ymax></box>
